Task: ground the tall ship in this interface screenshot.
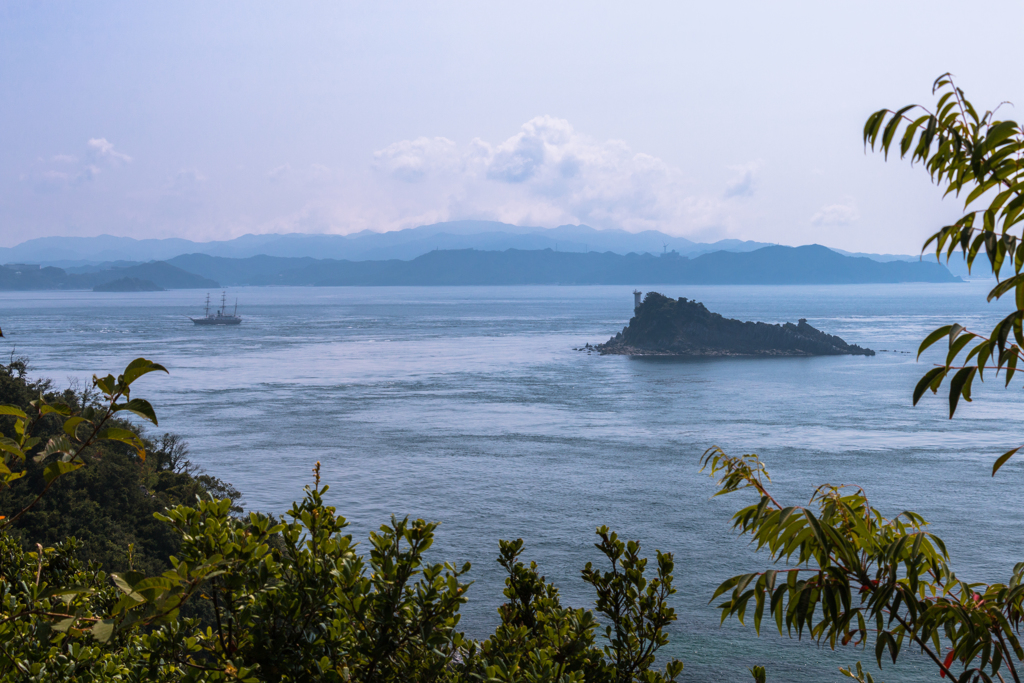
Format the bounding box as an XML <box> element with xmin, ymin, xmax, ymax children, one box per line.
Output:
<box><xmin>191</xmin><ymin>292</ymin><xmax>242</xmax><ymax>326</ymax></box>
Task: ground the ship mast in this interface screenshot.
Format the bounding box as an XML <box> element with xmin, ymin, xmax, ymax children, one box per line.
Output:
<box><xmin>233</xmin><ymin>299</ymin><xmax>238</xmax><ymax>316</ymax></box>
<box><xmin>221</xmin><ymin>292</ymin><xmax>227</xmax><ymax>316</ymax></box>
<box><xmin>204</xmin><ymin>293</ymin><xmax>210</xmax><ymax>317</ymax></box>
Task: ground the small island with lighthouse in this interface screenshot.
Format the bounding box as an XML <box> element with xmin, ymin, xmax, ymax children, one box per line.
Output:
<box><xmin>597</xmin><ymin>291</ymin><xmax>875</xmax><ymax>357</ymax></box>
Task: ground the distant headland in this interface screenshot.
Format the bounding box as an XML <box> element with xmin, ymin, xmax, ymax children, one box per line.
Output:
<box><xmin>598</xmin><ymin>291</ymin><xmax>875</xmax><ymax>357</ymax></box>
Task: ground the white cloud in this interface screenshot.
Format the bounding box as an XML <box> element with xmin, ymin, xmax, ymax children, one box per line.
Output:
<box><xmin>371</xmin><ymin>116</ymin><xmax>744</xmax><ymax>235</ymax></box>
<box><xmin>26</xmin><ymin>140</ymin><xmax>131</xmax><ymax>193</ymax></box>
<box><xmin>87</xmin><ymin>138</ymin><xmax>132</xmax><ymax>163</ymax></box>
<box><xmin>373</xmin><ymin>137</ymin><xmax>460</xmax><ymax>182</ymax></box>
<box><xmin>810</xmin><ymin>203</ymin><xmax>859</xmax><ymax>227</ymax></box>
<box><xmin>724</xmin><ymin>161</ymin><xmax>761</xmax><ymax>198</ymax></box>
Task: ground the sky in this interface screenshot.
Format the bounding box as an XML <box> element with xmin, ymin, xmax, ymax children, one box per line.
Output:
<box><xmin>1</xmin><ymin>1</ymin><xmax>1022</xmax><ymax>253</ymax></box>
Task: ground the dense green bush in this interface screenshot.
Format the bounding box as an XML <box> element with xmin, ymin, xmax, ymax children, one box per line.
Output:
<box><xmin>0</xmin><ymin>358</ymin><xmax>239</xmax><ymax>577</ymax></box>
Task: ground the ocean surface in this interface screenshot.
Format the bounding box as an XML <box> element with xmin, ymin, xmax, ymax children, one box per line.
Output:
<box><xmin>3</xmin><ymin>282</ymin><xmax>1023</xmax><ymax>682</ymax></box>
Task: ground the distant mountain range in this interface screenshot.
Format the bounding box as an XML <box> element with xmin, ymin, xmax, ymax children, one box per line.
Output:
<box><xmin>0</xmin><ymin>222</ymin><xmax>967</xmax><ymax>289</ymax></box>
<box><xmin>0</xmin><ymin>245</ymin><xmax>959</xmax><ymax>290</ymax></box>
<box><xmin>0</xmin><ymin>221</ymin><xmax>773</xmax><ymax>266</ymax></box>
<box><xmin>0</xmin><ymin>220</ymin><xmax>988</xmax><ymax>279</ymax></box>
<box><xmin>161</xmin><ymin>245</ymin><xmax>956</xmax><ymax>286</ymax></box>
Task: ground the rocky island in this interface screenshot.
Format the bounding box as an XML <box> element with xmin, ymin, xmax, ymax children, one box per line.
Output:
<box><xmin>598</xmin><ymin>291</ymin><xmax>874</xmax><ymax>357</ymax></box>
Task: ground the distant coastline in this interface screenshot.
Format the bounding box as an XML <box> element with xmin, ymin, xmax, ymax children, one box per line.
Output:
<box><xmin>0</xmin><ymin>244</ymin><xmax>960</xmax><ymax>291</ymax></box>
<box><xmin>92</xmin><ymin>276</ymin><xmax>164</xmax><ymax>292</ymax></box>
<box><xmin>0</xmin><ymin>221</ymin><xmax>990</xmax><ymax>279</ymax></box>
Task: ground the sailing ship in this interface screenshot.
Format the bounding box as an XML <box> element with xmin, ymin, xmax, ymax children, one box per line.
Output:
<box><xmin>191</xmin><ymin>292</ymin><xmax>242</xmax><ymax>326</ymax></box>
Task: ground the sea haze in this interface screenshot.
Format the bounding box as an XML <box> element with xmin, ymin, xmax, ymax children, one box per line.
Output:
<box><xmin>3</xmin><ymin>282</ymin><xmax>1021</xmax><ymax>682</ymax></box>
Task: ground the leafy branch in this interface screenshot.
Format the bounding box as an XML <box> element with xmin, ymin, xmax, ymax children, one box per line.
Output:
<box><xmin>703</xmin><ymin>447</ymin><xmax>1024</xmax><ymax>682</ymax></box>
<box><xmin>865</xmin><ymin>74</ymin><xmax>1024</xmax><ymax>471</ymax></box>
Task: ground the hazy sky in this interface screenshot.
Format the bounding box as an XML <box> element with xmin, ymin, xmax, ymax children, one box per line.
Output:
<box><xmin>2</xmin><ymin>2</ymin><xmax>1021</xmax><ymax>252</ymax></box>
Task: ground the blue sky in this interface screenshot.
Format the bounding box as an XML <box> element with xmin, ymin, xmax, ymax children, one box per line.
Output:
<box><xmin>1</xmin><ymin>1</ymin><xmax>1021</xmax><ymax>252</ymax></box>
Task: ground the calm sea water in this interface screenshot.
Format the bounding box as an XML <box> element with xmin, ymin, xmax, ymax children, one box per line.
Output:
<box><xmin>2</xmin><ymin>282</ymin><xmax>1022</xmax><ymax>682</ymax></box>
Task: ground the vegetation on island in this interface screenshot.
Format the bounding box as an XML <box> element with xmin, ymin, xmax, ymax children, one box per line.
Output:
<box><xmin>1</xmin><ymin>74</ymin><xmax>1023</xmax><ymax>682</ymax></box>
<box><xmin>598</xmin><ymin>292</ymin><xmax>874</xmax><ymax>356</ymax></box>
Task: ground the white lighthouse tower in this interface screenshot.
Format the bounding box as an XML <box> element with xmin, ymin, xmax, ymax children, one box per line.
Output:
<box><xmin>633</xmin><ymin>290</ymin><xmax>642</xmax><ymax>312</ymax></box>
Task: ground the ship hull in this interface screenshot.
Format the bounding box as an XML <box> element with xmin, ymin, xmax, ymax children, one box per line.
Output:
<box><xmin>190</xmin><ymin>317</ymin><xmax>242</xmax><ymax>326</ymax></box>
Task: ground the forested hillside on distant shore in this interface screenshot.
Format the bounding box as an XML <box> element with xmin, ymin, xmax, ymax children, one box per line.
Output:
<box><xmin>0</xmin><ymin>261</ymin><xmax>217</xmax><ymax>290</ymax></box>
<box><xmin>0</xmin><ymin>244</ymin><xmax>959</xmax><ymax>290</ymax></box>
<box><xmin>167</xmin><ymin>244</ymin><xmax>959</xmax><ymax>286</ymax></box>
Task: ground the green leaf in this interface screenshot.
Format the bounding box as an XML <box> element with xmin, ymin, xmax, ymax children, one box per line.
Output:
<box><xmin>948</xmin><ymin>366</ymin><xmax>977</xmax><ymax>418</ymax></box>
<box><xmin>881</xmin><ymin>108</ymin><xmax>912</xmax><ymax>158</ymax></box>
<box><xmin>111</xmin><ymin>573</ymin><xmax>139</xmax><ymax>595</ymax></box>
<box><xmin>1005</xmin><ymin>349</ymin><xmax>1019</xmax><ymax>387</ymax></box>
<box><xmin>132</xmin><ymin>576</ymin><xmax>177</xmax><ymax>601</ymax></box>
<box><xmin>802</xmin><ymin>510</ymin><xmax>828</xmax><ymax>551</ymax></box>
<box><xmin>41</xmin><ymin>435</ymin><xmax>74</xmax><ymax>460</ymax></box>
<box><xmin>863</xmin><ymin>110</ymin><xmax>887</xmax><ymax>148</ymax></box>
<box><xmin>0</xmin><ymin>437</ymin><xmax>24</xmax><ymax>460</ymax></box>
<box><xmin>913</xmin><ymin>367</ymin><xmax>946</xmax><ymax>405</ymax></box>
<box><xmin>93</xmin><ymin>374</ymin><xmax>115</xmax><ymax>396</ymax></box>
<box><xmin>945</xmin><ymin>333</ymin><xmax>974</xmax><ymax>366</ymax></box>
<box><xmin>39</xmin><ymin>403</ymin><xmax>71</xmax><ymax>417</ymax></box>
<box><xmin>990</xmin><ymin>273</ymin><xmax>1024</xmax><ymax>301</ymax></box>
<box><xmin>986</xmin><ymin>120</ymin><xmax>1019</xmax><ymax>149</ymax></box>
<box><xmin>98</xmin><ymin>427</ymin><xmax>145</xmax><ymax>460</ymax></box>
<box><xmin>51</xmin><ymin>617</ymin><xmax>77</xmax><ymax>633</ymax></box>
<box><xmin>89</xmin><ymin>619</ymin><xmax>116</xmax><ymax>643</ymax></box>
<box><xmin>918</xmin><ymin>325</ymin><xmax>953</xmax><ymax>359</ymax></box>
<box><xmin>0</xmin><ymin>405</ymin><xmax>27</xmax><ymax>418</ymax></box>
<box><xmin>113</xmin><ymin>398</ymin><xmax>158</xmax><ymax>425</ymax></box>
<box><xmin>63</xmin><ymin>416</ymin><xmax>89</xmax><ymax>439</ymax></box>
<box><xmin>113</xmin><ymin>570</ymin><xmax>147</xmax><ymax>589</ymax></box>
<box><xmin>1</xmin><ymin>470</ymin><xmax>26</xmax><ymax>484</ymax></box>
<box><xmin>43</xmin><ymin>460</ymin><xmax>83</xmax><ymax>484</ymax></box>
<box><xmin>120</xmin><ymin>358</ymin><xmax>169</xmax><ymax>388</ymax></box>
<box><xmin>992</xmin><ymin>447</ymin><xmax>1021</xmax><ymax>476</ymax></box>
